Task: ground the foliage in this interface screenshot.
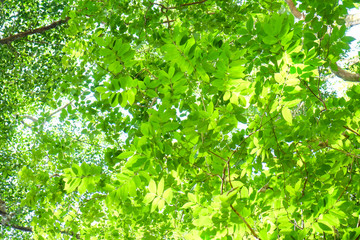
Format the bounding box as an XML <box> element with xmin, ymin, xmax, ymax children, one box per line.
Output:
<box><xmin>1</xmin><ymin>0</ymin><xmax>360</xmax><ymax>239</ymax></box>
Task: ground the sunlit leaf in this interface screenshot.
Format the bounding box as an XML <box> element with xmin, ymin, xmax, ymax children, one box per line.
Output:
<box><xmin>143</xmin><ymin>193</ymin><xmax>156</xmax><ymax>204</ymax></box>
<box><xmin>149</xmin><ymin>179</ymin><xmax>156</xmax><ymax>194</ymax></box>
<box><xmin>282</xmin><ymin>107</ymin><xmax>293</xmax><ymax>125</ymax></box>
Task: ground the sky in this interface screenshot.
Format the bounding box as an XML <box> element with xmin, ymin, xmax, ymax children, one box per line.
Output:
<box><xmin>347</xmin><ymin>7</ymin><xmax>360</xmax><ymax>52</ymax></box>
<box><xmin>327</xmin><ymin>7</ymin><xmax>360</xmax><ymax>96</ymax></box>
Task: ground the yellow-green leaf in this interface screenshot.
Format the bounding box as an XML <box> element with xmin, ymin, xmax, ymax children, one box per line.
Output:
<box><xmin>157</xmin><ymin>199</ymin><xmax>165</xmax><ymax>211</ymax></box>
<box><xmin>282</xmin><ymin>107</ymin><xmax>293</xmax><ymax>125</ymax></box>
<box><xmin>163</xmin><ymin>188</ymin><xmax>173</xmax><ymax>203</ymax></box>
<box><xmin>149</xmin><ymin>179</ymin><xmax>156</xmax><ymax>194</ymax></box>
<box><xmin>151</xmin><ymin>197</ymin><xmax>160</xmax><ymax>212</ymax></box>
<box><xmin>143</xmin><ymin>193</ymin><xmax>156</xmax><ymax>204</ymax></box>
<box><xmin>157</xmin><ymin>178</ymin><xmax>164</xmax><ymax>196</ymax></box>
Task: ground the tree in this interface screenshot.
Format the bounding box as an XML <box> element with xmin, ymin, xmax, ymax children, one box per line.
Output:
<box><xmin>1</xmin><ymin>0</ymin><xmax>360</xmax><ymax>239</ymax></box>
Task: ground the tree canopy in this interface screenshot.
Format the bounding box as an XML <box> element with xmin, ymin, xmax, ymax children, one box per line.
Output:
<box><xmin>1</xmin><ymin>0</ymin><xmax>360</xmax><ymax>239</ymax></box>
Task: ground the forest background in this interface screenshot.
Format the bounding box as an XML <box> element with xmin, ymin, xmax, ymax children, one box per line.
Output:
<box><xmin>1</xmin><ymin>0</ymin><xmax>360</xmax><ymax>239</ymax></box>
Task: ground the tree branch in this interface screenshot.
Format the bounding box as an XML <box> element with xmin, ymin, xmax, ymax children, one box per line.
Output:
<box><xmin>331</xmin><ymin>63</ymin><xmax>360</xmax><ymax>82</ymax></box>
<box><xmin>343</xmin><ymin>126</ymin><xmax>360</xmax><ymax>137</ymax></box>
<box><xmin>9</xmin><ymin>224</ymin><xmax>32</xmax><ymax>232</ymax></box>
<box><xmin>168</xmin><ymin>0</ymin><xmax>208</xmax><ymax>9</ymax></box>
<box><xmin>230</xmin><ymin>204</ymin><xmax>261</xmax><ymax>239</ymax></box>
<box><xmin>154</xmin><ymin>0</ymin><xmax>208</xmax><ymax>10</ymax></box>
<box><xmin>49</xmin><ymin>101</ymin><xmax>74</xmax><ymax>117</ymax></box>
<box><xmin>284</xmin><ymin>1</ymin><xmax>360</xmax><ymax>82</ymax></box>
<box><xmin>20</xmin><ymin>101</ymin><xmax>74</xmax><ymax>124</ymax></box>
<box><xmin>208</xmin><ymin>150</ymin><xmax>227</xmax><ymax>162</ymax></box>
<box><xmin>346</xmin><ymin>13</ymin><xmax>360</xmax><ymax>27</ymax></box>
<box><xmin>1</xmin><ymin>222</ymin><xmax>80</xmax><ymax>239</ymax></box>
<box><xmin>22</xmin><ymin>115</ymin><xmax>39</xmax><ymax>122</ymax></box>
<box><xmin>0</xmin><ymin>17</ymin><xmax>70</xmax><ymax>45</ymax></box>
<box><xmin>284</xmin><ymin>0</ymin><xmax>305</xmax><ymax>20</ymax></box>
<box><xmin>300</xmin><ymin>79</ymin><xmax>328</xmax><ymax>110</ymax></box>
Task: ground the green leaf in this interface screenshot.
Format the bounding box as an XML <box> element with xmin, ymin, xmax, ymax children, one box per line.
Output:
<box><xmin>117</xmin><ymin>151</ymin><xmax>134</xmax><ymax>159</ymax></box>
<box><xmin>322</xmin><ymin>214</ymin><xmax>340</xmax><ymax>227</ymax></box>
<box><xmin>151</xmin><ymin>197</ymin><xmax>160</xmax><ymax>212</ymax></box>
<box><xmin>117</xmin><ymin>42</ymin><xmax>131</xmax><ymax>56</ymax></box>
<box><xmin>95</xmin><ymin>86</ymin><xmax>107</xmax><ymax>93</ymax></box>
<box><xmin>120</xmin><ymin>91</ymin><xmax>128</xmax><ymax>107</ymax></box>
<box><xmin>182</xmin><ymin>202</ymin><xmax>195</xmax><ymax>209</ymax></box>
<box><xmin>108</xmin><ymin>61</ymin><xmax>123</xmax><ymax>75</ymax></box>
<box><xmin>241</xmin><ymin>187</ymin><xmax>248</xmax><ymax>198</ymax></box>
<box><xmin>207</xmin><ymin>101</ymin><xmax>214</xmax><ymax>114</ymax></box>
<box><xmin>188</xmin><ymin>193</ymin><xmax>196</xmax><ymax>202</ymax></box>
<box><xmin>162</xmin><ymin>122</ymin><xmax>179</xmax><ymax>132</ymax></box>
<box><xmin>262</xmin><ymin>36</ymin><xmax>278</xmax><ymax>45</ymax></box>
<box><xmin>168</xmin><ymin>66</ymin><xmax>175</xmax><ymax>78</ymax></box>
<box><xmin>127</xmin><ymin>88</ymin><xmax>137</xmax><ymax>105</ymax></box>
<box><xmin>197</xmin><ymin>65</ymin><xmax>210</xmax><ymax>82</ymax></box>
<box><xmin>157</xmin><ymin>199</ymin><xmax>165</xmax><ymax>211</ymax></box>
<box><xmin>71</xmin><ymin>164</ymin><xmax>82</xmax><ymax>176</ymax></box>
<box><xmin>318</xmin><ymin>222</ymin><xmax>332</xmax><ymax>232</ymax></box>
<box><xmin>274</xmin><ymin>73</ymin><xmax>284</xmax><ymax>84</ymax></box>
<box><xmin>246</xmin><ymin>16</ymin><xmax>254</xmax><ymax>32</ymax></box>
<box><xmin>223</xmin><ymin>91</ymin><xmax>231</xmax><ymax>101</ymax></box>
<box><xmin>282</xmin><ymin>107</ymin><xmax>293</xmax><ymax>125</ymax></box>
<box><xmin>149</xmin><ymin>179</ymin><xmax>156</xmax><ymax>194</ymax></box>
<box><xmin>146</xmin><ymin>89</ymin><xmax>158</xmax><ymax>98</ymax></box>
<box><xmin>157</xmin><ymin>178</ymin><xmax>164</xmax><ymax>196</ymax></box>
<box><xmin>162</xmin><ymin>188</ymin><xmax>173</xmax><ymax>203</ymax></box>
<box><xmin>110</xmin><ymin>93</ymin><xmax>119</xmax><ymax>107</ymax></box>
<box><xmin>141</xmin><ymin>123</ymin><xmax>150</xmax><ymax>136</ymax></box>
<box><xmin>64</xmin><ymin>178</ymin><xmax>81</xmax><ymax>193</ymax></box>
<box><xmin>78</xmin><ymin>178</ymin><xmax>90</xmax><ymax>194</ymax></box>
<box><xmin>228</xmin><ymin>66</ymin><xmax>246</xmax><ymax>78</ymax></box>
<box><xmin>94</xmin><ymin>37</ymin><xmax>108</xmax><ymax>47</ymax></box>
<box><xmin>143</xmin><ymin>193</ymin><xmax>156</xmax><ymax>204</ymax></box>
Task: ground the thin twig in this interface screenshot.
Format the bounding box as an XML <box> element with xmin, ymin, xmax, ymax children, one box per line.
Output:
<box><xmin>295</xmin><ymin>147</ymin><xmax>309</xmax><ymax>198</ymax></box>
<box><xmin>227</xmin><ymin>159</ymin><xmax>233</xmax><ymax>188</ymax></box>
<box><xmin>230</xmin><ymin>204</ymin><xmax>261</xmax><ymax>239</ymax></box>
<box><xmin>313</xmin><ymin>158</ymin><xmax>355</xmax><ymax>225</ymax></box>
<box><xmin>144</xmin><ymin>68</ymin><xmax>158</xmax><ymax>79</ymax></box>
<box><xmin>49</xmin><ymin>101</ymin><xmax>74</xmax><ymax>117</ymax></box>
<box><xmin>144</xmin><ymin>1</ymin><xmax>153</xmax><ymax>26</ymax></box>
<box><xmin>328</xmin><ymin>146</ymin><xmax>360</xmax><ymax>158</ymax></box>
<box><xmin>343</xmin><ymin>126</ymin><xmax>360</xmax><ymax>137</ymax></box>
<box><xmin>168</xmin><ymin>0</ymin><xmax>208</xmax><ymax>9</ymax></box>
<box><xmin>300</xmin><ymin>79</ymin><xmax>327</xmax><ymax>110</ymax></box>
<box><xmin>221</xmin><ymin>165</ymin><xmax>226</xmax><ymax>194</ymax></box>
<box><xmin>208</xmin><ymin>150</ymin><xmax>227</xmax><ymax>162</ymax></box>
<box><xmin>160</xmin><ymin>20</ymin><xmax>176</xmax><ymax>24</ymax></box>
<box><xmin>149</xmin><ymin>97</ymin><xmax>157</xmax><ymax>108</ymax></box>
<box><xmin>336</xmin><ymin>161</ymin><xmax>353</xmax><ymax>201</ymax></box>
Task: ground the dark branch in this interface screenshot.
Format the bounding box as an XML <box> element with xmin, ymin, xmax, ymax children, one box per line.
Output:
<box><xmin>0</xmin><ymin>17</ymin><xmax>70</xmax><ymax>45</ymax></box>
<box><xmin>168</xmin><ymin>0</ymin><xmax>208</xmax><ymax>9</ymax></box>
<box><xmin>300</xmin><ymin>79</ymin><xmax>327</xmax><ymax>110</ymax></box>
<box><xmin>154</xmin><ymin>0</ymin><xmax>208</xmax><ymax>10</ymax></box>
<box><xmin>208</xmin><ymin>150</ymin><xmax>227</xmax><ymax>162</ymax></box>
<box><xmin>343</xmin><ymin>126</ymin><xmax>360</xmax><ymax>137</ymax></box>
<box><xmin>2</xmin><ymin>222</ymin><xmax>80</xmax><ymax>239</ymax></box>
<box><xmin>10</xmin><ymin>224</ymin><xmax>32</xmax><ymax>232</ymax></box>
